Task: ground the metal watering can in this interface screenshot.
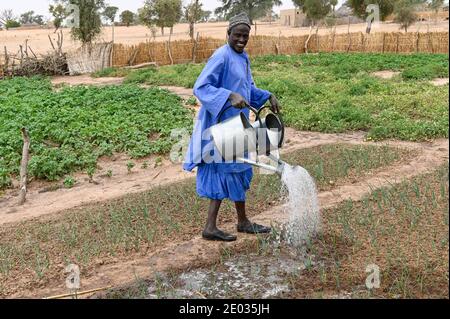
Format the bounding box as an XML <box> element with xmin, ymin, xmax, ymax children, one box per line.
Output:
<box><xmin>210</xmin><ymin>104</ymin><xmax>287</xmax><ymax>176</ymax></box>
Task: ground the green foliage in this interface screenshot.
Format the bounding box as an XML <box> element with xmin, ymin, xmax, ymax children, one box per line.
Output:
<box><xmin>346</xmin><ymin>0</ymin><xmax>395</xmax><ymax>21</ymax></box>
<box><xmin>0</xmin><ymin>77</ymin><xmax>193</xmax><ymax>188</ymax></box>
<box><xmin>5</xmin><ymin>20</ymin><xmax>20</xmax><ymax>29</ymax></box>
<box><xmin>127</xmin><ymin>161</ymin><xmax>135</xmax><ymax>173</ymax></box>
<box><xmin>185</xmin><ymin>0</ymin><xmax>203</xmax><ymax>39</ymax></box>
<box><xmin>186</xmin><ymin>96</ymin><xmax>198</xmax><ymax>106</ymax></box>
<box><xmin>293</xmin><ymin>0</ymin><xmax>332</xmax><ymax>23</ymax></box>
<box><xmin>139</xmin><ymin>0</ymin><xmax>182</xmax><ymax>35</ymax></box>
<box><xmin>124</xmin><ymin>52</ymin><xmax>448</xmax><ymax>142</ymax></box>
<box><xmin>429</xmin><ymin>0</ymin><xmax>445</xmax><ymax>12</ymax></box>
<box><xmin>91</xmin><ymin>67</ymin><xmax>131</xmax><ymax>78</ymax></box>
<box><xmin>120</xmin><ymin>10</ymin><xmax>135</xmax><ymax>27</ymax></box>
<box><xmin>103</xmin><ymin>6</ymin><xmax>119</xmax><ymax>23</ymax></box>
<box><xmin>63</xmin><ymin>176</ymin><xmax>76</xmax><ymax>188</ymax></box>
<box><xmin>49</xmin><ymin>3</ymin><xmax>68</xmax><ymax>31</ymax></box>
<box><xmin>87</xmin><ymin>166</ymin><xmax>96</xmax><ymax>181</ymax></box>
<box><xmin>20</xmin><ymin>11</ymin><xmax>45</xmax><ymax>25</ymax></box>
<box><xmin>55</xmin><ymin>0</ymin><xmax>106</xmax><ymax>45</ymax></box>
<box><xmin>214</xmin><ymin>0</ymin><xmax>282</xmax><ymax>24</ymax></box>
<box><xmin>394</xmin><ymin>0</ymin><xmax>423</xmax><ymax>32</ymax></box>
<box><xmin>402</xmin><ymin>63</ymin><xmax>448</xmax><ymax>80</ymax></box>
<box><xmin>124</xmin><ymin>63</ymin><xmax>203</xmax><ymax>87</ymax></box>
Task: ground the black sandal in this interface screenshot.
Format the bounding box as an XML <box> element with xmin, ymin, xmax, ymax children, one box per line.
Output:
<box><xmin>202</xmin><ymin>229</ymin><xmax>237</xmax><ymax>242</ymax></box>
<box><xmin>237</xmin><ymin>223</ymin><xmax>271</xmax><ymax>234</ymax></box>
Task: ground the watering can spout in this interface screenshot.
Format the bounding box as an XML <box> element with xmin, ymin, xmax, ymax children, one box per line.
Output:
<box><xmin>236</xmin><ymin>157</ymin><xmax>286</xmax><ymax>177</ymax></box>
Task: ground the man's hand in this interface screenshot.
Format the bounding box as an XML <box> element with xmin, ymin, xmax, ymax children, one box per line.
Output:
<box><xmin>269</xmin><ymin>95</ymin><xmax>281</xmax><ymax>114</ymax></box>
<box><xmin>229</xmin><ymin>92</ymin><xmax>249</xmax><ymax>109</ymax></box>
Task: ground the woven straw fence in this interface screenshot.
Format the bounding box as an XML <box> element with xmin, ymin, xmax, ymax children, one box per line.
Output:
<box><xmin>113</xmin><ymin>31</ymin><xmax>448</xmax><ymax>67</ymax></box>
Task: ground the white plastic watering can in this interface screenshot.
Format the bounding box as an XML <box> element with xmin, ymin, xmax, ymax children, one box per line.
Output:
<box><xmin>210</xmin><ymin>104</ymin><xmax>286</xmax><ymax>175</ymax></box>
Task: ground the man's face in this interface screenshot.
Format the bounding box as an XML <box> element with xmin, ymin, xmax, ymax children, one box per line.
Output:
<box><xmin>228</xmin><ymin>24</ymin><xmax>250</xmax><ymax>53</ymax></box>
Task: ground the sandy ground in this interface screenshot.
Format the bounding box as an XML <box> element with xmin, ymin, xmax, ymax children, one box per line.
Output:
<box><xmin>371</xmin><ymin>70</ymin><xmax>401</xmax><ymax>79</ymax></box>
<box><xmin>9</xmin><ymin>134</ymin><xmax>448</xmax><ymax>298</ymax></box>
<box><xmin>1</xmin><ymin>20</ymin><xmax>448</xmax><ymax>56</ymax></box>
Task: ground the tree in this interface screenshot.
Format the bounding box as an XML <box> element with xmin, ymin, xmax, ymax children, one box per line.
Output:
<box><xmin>0</xmin><ymin>9</ymin><xmax>16</xmax><ymax>28</ymax></box>
<box><xmin>120</xmin><ymin>10</ymin><xmax>135</xmax><ymax>27</ymax></box>
<box><xmin>103</xmin><ymin>6</ymin><xmax>118</xmax><ymax>24</ymax></box>
<box><xmin>185</xmin><ymin>0</ymin><xmax>203</xmax><ymax>39</ymax></box>
<box><xmin>52</xmin><ymin>0</ymin><xmax>106</xmax><ymax>45</ymax></box>
<box><xmin>429</xmin><ymin>0</ymin><xmax>445</xmax><ymax>22</ymax></box>
<box><xmin>103</xmin><ymin>6</ymin><xmax>118</xmax><ymax>42</ymax></box>
<box><xmin>49</xmin><ymin>3</ymin><xmax>69</xmax><ymax>31</ymax></box>
<box><xmin>33</xmin><ymin>15</ymin><xmax>45</xmax><ymax>25</ymax></box>
<box><xmin>5</xmin><ymin>20</ymin><xmax>21</xmax><ymax>29</ymax></box>
<box><xmin>214</xmin><ymin>0</ymin><xmax>282</xmax><ymax>25</ymax></box>
<box><xmin>293</xmin><ymin>0</ymin><xmax>332</xmax><ymax>52</ymax></box>
<box><xmin>20</xmin><ymin>11</ymin><xmax>35</xmax><ymax>24</ymax></box>
<box><xmin>201</xmin><ymin>10</ymin><xmax>212</xmax><ymax>22</ymax></box>
<box><xmin>20</xmin><ymin>11</ymin><xmax>45</xmax><ymax>25</ymax></box>
<box><xmin>330</xmin><ymin>0</ymin><xmax>338</xmax><ymax>11</ymax></box>
<box><xmin>346</xmin><ymin>0</ymin><xmax>395</xmax><ymax>21</ymax></box>
<box><xmin>0</xmin><ymin>10</ymin><xmax>21</xmax><ymax>30</ymax></box>
<box><xmin>139</xmin><ymin>0</ymin><xmax>182</xmax><ymax>36</ymax></box>
<box><xmin>394</xmin><ymin>0</ymin><xmax>424</xmax><ymax>32</ymax></box>
<box><xmin>293</xmin><ymin>0</ymin><xmax>332</xmax><ymax>25</ymax></box>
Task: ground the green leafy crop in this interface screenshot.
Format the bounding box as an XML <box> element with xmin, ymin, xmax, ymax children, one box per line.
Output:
<box><xmin>0</xmin><ymin>77</ymin><xmax>194</xmax><ymax>188</ymax></box>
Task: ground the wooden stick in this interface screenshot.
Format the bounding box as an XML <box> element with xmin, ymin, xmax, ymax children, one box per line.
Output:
<box><xmin>277</xmin><ymin>31</ymin><xmax>281</xmax><ymax>55</ymax></box>
<box><xmin>4</xmin><ymin>46</ymin><xmax>9</xmax><ymax>70</ymax></box>
<box><xmin>167</xmin><ymin>32</ymin><xmax>173</xmax><ymax>65</ymax></box>
<box><xmin>19</xmin><ymin>45</ymin><xmax>23</xmax><ymax>68</ymax></box>
<box><xmin>128</xmin><ymin>48</ymin><xmax>139</xmax><ymax>66</ymax></box>
<box><xmin>24</xmin><ymin>39</ymin><xmax>28</xmax><ymax>57</ymax></box>
<box><xmin>331</xmin><ymin>28</ymin><xmax>336</xmax><ymax>51</ymax></box>
<box><xmin>192</xmin><ymin>32</ymin><xmax>199</xmax><ymax>63</ymax></box>
<box><xmin>361</xmin><ymin>32</ymin><xmax>365</xmax><ymax>52</ymax></box>
<box><xmin>416</xmin><ymin>32</ymin><xmax>420</xmax><ymax>53</ymax></box>
<box><xmin>304</xmin><ymin>25</ymin><xmax>313</xmax><ymax>54</ymax></box>
<box><xmin>48</xmin><ymin>35</ymin><xmax>56</xmax><ymax>52</ymax></box>
<box><xmin>315</xmin><ymin>26</ymin><xmax>319</xmax><ymax>53</ymax></box>
<box><xmin>18</xmin><ymin>128</ymin><xmax>30</xmax><ymax>205</ymax></box>
<box><xmin>28</xmin><ymin>46</ymin><xmax>37</xmax><ymax>58</ymax></box>
<box><xmin>346</xmin><ymin>17</ymin><xmax>351</xmax><ymax>53</ymax></box>
<box><xmin>43</xmin><ymin>286</ymin><xmax>113</xmax><ymax>299</ymax></box>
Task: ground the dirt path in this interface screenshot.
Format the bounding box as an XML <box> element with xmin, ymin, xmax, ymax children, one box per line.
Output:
<box><xmin>10</xmin><ymin>136</ymin><xmax>447</xmax><ymax>298</ymax></box>
<box><xmin>52</xmin><ymin>75</ymin><xmax>124</xmax><ymax>86</ymax></box>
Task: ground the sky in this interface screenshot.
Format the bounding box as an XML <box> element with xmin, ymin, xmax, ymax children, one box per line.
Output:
<box><xmin>0</xmin><ymin>0</ymin><xmax>347</xmax><ymax>20</ymax></box>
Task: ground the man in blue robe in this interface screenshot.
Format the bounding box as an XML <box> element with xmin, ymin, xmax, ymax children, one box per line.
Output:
<box><xmin>183</xmin><ymin>12</ymin><xmax>281</xmax><ymax>242</ymax></box>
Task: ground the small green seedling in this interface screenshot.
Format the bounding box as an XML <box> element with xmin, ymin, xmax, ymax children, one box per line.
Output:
<box><xmin>154</xmin><ymin>157</ymin><xmax>163</xmax><ymax>168</ymax></box>
<box><xmin>63</xmin><ymin>176</ymin><xmax>76</xmax><ymax>188</ymax></box>
<box><xmin>186</xmin><ymin>96</ymin><xmax>198</xmax><ymax>106</ymax></box>
<box><xmin>87</xmin><ymin>167</ymin><xmax>96</xmax><ymax>183</ymax></box>
<box><xmin>127</xmin><ymin>161</ymin><xmax>135</xmax><ymax>173</ymax></box>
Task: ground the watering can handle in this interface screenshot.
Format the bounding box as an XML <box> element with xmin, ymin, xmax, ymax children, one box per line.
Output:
<box><xmin>255</xmin><ymin>105</ymin><xmax>285</xmax><ymax>149</ymax></box>
<box><xmin>216</xmin><ymin>102</ymin><xmax>261</xmax><ymax>124</ymax></box>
